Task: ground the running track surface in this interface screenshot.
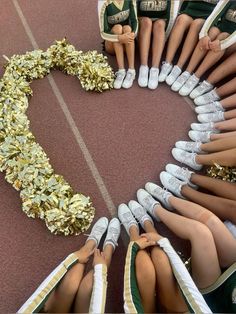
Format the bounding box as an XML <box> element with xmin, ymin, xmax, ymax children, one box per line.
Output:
<box><xmin>1</xmin><ymin>1</ymin><xmax>196</xmax><ymax>312</ymax></box>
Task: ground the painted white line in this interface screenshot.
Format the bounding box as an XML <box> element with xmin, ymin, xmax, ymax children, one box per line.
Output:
<box><xmin>12</xmin><ymin>0</ymin><xmax>117</xmax><ymax>216</ymax></box>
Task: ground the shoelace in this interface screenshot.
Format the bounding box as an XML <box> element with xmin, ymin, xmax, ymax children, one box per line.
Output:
<box><xmin>115</xmin><ymin>71</ymin><xmax>125</xmax><ymax>81</ymax></box>
<box><xmin>171</xmin><ymin>67</ymin><xmax>180</xmax><ymax>77</ymax></box>
<box><xmin>168</xmin><ymin>176</ymin><xmax>182</xmax><ymax>192</ymax></box>
<box><xmin>153</xmin><ymin>187</ymin><xmax>170</xmax><ymax>204</ymax></box>
<box><xmin>105</xmin><ymin>226</ymin><xmax>119</xmax><ymax>247</ymax></box>
<box><xmin>185</xmin><ymin>76</ymin><xmax>198</xmax><ymax>89</ymax></box>
<box><xmin>125</xmin><ymin>71</ymin><xmax>134</xmax><ymax>81</ymax></box>
<box><xmin>175</xmin><ymin>167</ymin><xmax>191</xmax><ymax>180</ymax></box>
<box><xmin>196</xmin><ymin>81</ymin><xmax>210</xmax><ymax>93</ymax></box>
<box><xmin>184</xmin><ymin>141</ymin><xmax>200</xmax><ymax>152</ymax></box>
<box><xmin>150</xmin><ymin>69</ymin><xmax>159</xmax><ymax>78</ymax></box>
<box><xmin>161</xmin><ymin>63</ymin><xmax>170</xmax><ymax>73</ymax></box>
<box><xmin>177</xmin><ymin>72</ymin><xmax>189</xmax><ymax>84</ymax></box>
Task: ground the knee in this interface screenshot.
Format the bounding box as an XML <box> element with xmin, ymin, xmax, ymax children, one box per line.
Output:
<box><xmin>191</xmin><ymin>221</ymin><xmax>213</xmax><ymax>242</ymax></box>
<box><xmin>175</xmin><ymin>14</ymin><xmax>191</xmax><ymax>26</ymax></box>
<box><xmin>140</xmin><ymin>17</ymin><xmax>152</xmax><ymax>29</ymax></box>
<box><xmin>123</xmin><ymin>25</ymin><xmax>132</xmax><ymax>33</ymax></box>
<box><xmin>111</xmin><ymin>24</ymin><xmax>123</xmax><ymax>35</ymax></box>
<box><xmin>153</xmin><ymin>19</ymin><xmax>166</xmax><ymax>33</ymax></box>
<box><xmin>216</xmin><ymin>32</ymin><xmax>229</xmax><ymax>41</ymax></box>
<box><xmin>190</xmin><ymin>18</ymin><xmax>204</xmax><ymax>30</ymax></box>
<box><xmin>135</xmin><ymin>251</ymin><xmax>155</xmax><ymax>282</ymax></box>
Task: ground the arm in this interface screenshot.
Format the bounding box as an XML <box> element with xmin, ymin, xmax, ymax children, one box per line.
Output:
<box><xmin>98</xmin><ymin>0</ymin><xmax>119</xmax><ymax>42</ymax></box>
<box><xmin>129</xmin><ymin>0</ymin><xmax>138</xmax><ymax>37</ymax></box>
<box><xmin>165</xmin><ymin>0</ymin><xmax>181</xmax><ymax>39</ymax></box>
<box><xmin>199</xmin><ymin>0</ymin><xmax>230</xmax><ymax>39</ymax></box>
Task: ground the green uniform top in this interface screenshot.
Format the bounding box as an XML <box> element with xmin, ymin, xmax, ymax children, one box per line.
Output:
<box><xmin>98</xmin><ymin>0</ymin><xmax>138</xmax><ymax>42</ymax></box>
<box><xmin>137</xmin><ymin>0</ymin><xmax>180</xmax><ymax>38</ymax></box>
<box><xmin>200</xmin><ymin>0</ymin><xmax>236</xmax><ymax>49</ymax></box>
<box><xmin>180</xmin><ymin>0</ymin><xmax>219</xmax><ymax>19</ymax></box>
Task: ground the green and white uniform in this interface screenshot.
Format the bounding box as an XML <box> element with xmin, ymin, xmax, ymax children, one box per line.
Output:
<box><xmin>124</xmin><ymin>239</ymin><xmax>212</xmax><ymax>313</ymax></box>
<box><xmin>137</xmin><ymin>0</ymin><xmax>180</xmax><ymax>37</ymax></box>
<box><xmin>98</xmin><ymin>0</ymin><xmax>138</xmax><ymax>42</ymax></box>
<box><xmin>179</xmin><ymin>0</ymin><xmax>219</xmax><ymax>20</ymax></box>
<box><xmin>18</xmin><ymin>254</ymin><xmax>108</xmax><ymax>313</ymax></box>
<box><xmin>200</xmin><ymin>0</ymin><xmax>236</xmax><ymax>49</ymax></box>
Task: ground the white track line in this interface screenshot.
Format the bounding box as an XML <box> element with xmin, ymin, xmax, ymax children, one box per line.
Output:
<box><xmin>12</xmin><ymin>0</ymin><xmax>117</xmax><ymax>216</ymax></box>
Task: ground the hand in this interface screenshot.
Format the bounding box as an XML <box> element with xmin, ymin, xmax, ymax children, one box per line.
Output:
<box><xmin>141</xmin><ymin>232</ymin><xmax>163</xmax><ymax>243</ymax></box>
<box><xmin>118</xmin><ymin>33</ymin><xmax>134</xmax><ymax>44</ymax></box>
<box><xmin>209</xmin><ymin>39</ymin><xmax>221</xmax><ymax>52</ymax></box>
<box><xmin>93</xmin><ymin>249</ymin><xmax>107</xmax><ymax>266</ymax></box>
<box><xmin>134</xmin><ymin>237</ymin><xmax>156</xmax><ymax>250</ymax></box>
<box><xmin>199</xmin><ymin>36</ymin><xmax>210</xmax><ymax>51</ymax></box>
<box><xmin>74</xmin><ymin>246</ymin><xmax>94</xmax><ymax>264</ymax></box>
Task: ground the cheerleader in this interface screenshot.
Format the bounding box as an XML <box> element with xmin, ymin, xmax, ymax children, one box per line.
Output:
<box><xmin>98</xmin><ymin>0</ymin><xmax>138</xmax><ymax>89</ymax></box>
<box><xmin>137</xmin><ymin>0</ymin><xmax>180</xmax><ymax>89</ymax></box>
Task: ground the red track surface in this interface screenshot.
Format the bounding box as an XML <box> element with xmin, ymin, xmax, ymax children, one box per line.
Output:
<box><xmin>1</xmin><ymin>1</ymin><xmax>196</xmax><ymax>312</ymax></box>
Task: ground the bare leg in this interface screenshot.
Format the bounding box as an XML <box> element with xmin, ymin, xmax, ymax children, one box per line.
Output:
<box><xmin>181</xmin><ymin>185</ymin><xmax>236</xmax><ymax>224</ymax></box>
<box><xmin>123</xmin><ymin>25</ymin><xmax>135</xmax><ymax>69</ymax></box>
<box><xmin>139</xmin><ymin>17</ymin><xmax>153</xmax><ymax>66</ymax></box>
<box><xmin>196</xmin><ymin>147</ymin><xmax>236</xmax><ymax>167</ymax></box>
<box><xmin>112</xmin><ymin>24</ymin><xmax>125</xmax><ymax>69</ymax></box>
<box><xmin>219</xmin><ymin>93</ymin><xmax>236</xmax><ymax>110</ymax></box>
<box><xmin>215</xmin><ymin>117</ymin><xmax>236</xmax><ymax>132</ymax></box>
<box><xmin>191</xmin><ymin>173</ymin><xmax>236</xmax><ymax>201</ymax></box>
<box><xmin>104</xmin><ymin>41</ymin><xmax>115</xmax><ymax>55</ymax></box>
<box><xmin>44</xmin><ymin>240</ymin><xmax>96</xmax><ymax>313</ymax></box>
<box><xmin>165</xmin><ymin>14</ymin><xmax>193</xmax><ymax>64</ymax></box>
<box><xmin>211</xmin><ymin>130</ymin><xmax>236</xmax><ymax>140</ymax></box>
<box><xmin>152</xmin><ymin>19</ymin><xmax>166</xmax><ymax>68</ymax></box>
<box><xmin>154</xmin><ymin>205</ymin><xmax>221</xmax><ymax>288</ymax></box>
<box><xmin>186</xmin><ymin>26</ymin><xmax>220</xmax><ymax>73</ymax></box>
<box><xmin>207</xmin><ymin>52</ymin><xmax>236</xmax><ymax>85</ymax></box>
<box><xmin>194</xmin><ymin>32</ymin><xmax>229</xmax><ymax>78</ymax></box>
<box><xmin>216</xmin><ymin>77</ymin><xmax>236</xmax><ymax>98</ymax></box>
<box><xmin>177</xmin><ymin>18</ymin><xmax>205</xmax><ymax>68</ymax></box>
<box><xmin>143</xmin><ymin>221</ymin><xmax>188</xmax><ymax>313</ymax></box>
<box><xmin>200</xmin><ymin>135</ymin><xmax>236</xmax><ymax>153</ymax></box>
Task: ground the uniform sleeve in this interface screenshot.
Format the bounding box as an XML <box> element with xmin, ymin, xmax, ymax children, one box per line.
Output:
<box><xmin>165</xmin><ymin>0</ymin><xmax>181</xmax><ymax>39</ymax></box>
<box><xmin>129</xmin><ymin>0</ymin><xmax>138</xmax><ymax>37</ymax></box>
<box><xmin>98</xmin><ymin>0</ymin><xmax>119</xmax><ymax>42</ymax></box>
<box><xmin>199</xmin><ymin>0</ymin><xmax>230</xmax><ymax>39</ymax></box>
<box><xmin>157</xmin><ymin>238</ymin><xmax>213</xmax><ymax>314</ymax></box>
<box><xmin>89</xmin><ymin>264</ymin><xmax>108</xmax><ymax>314</ymax></box>
<box><xmin>123</xmin><ymin>242</ymin><xmax>144</xmax><ymax>314</ymax></box>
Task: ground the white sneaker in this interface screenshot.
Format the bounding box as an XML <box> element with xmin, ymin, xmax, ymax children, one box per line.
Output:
<box><xmin>160</xmin><ymin>171</ymin><xmax>186</xmax><ymax>198</ymax></box>
<box><xmin>118</xmin><ymin>203</ymin><xmax>138</xmax><ymax>235</ymax></box>
<box><xmin>159</xmin><ymin>62</ymin><xmax>172</xmax><ymax>82</ymax></box>
<box><xmin>114</xmin><ymin>69</ymin><xmax>126</xmax><ymax>89</ymax></box>
<box><xmin>138</xmin><ymin>65</ymin><xmax>149</xmax><ymax>87</ymax></box>
<box><xmin>175</xmin><ymin>140</ymin><xmax>203</xmax><ymax>153</ymax></box>
<box><xmin>179</xmin><ymin>74</ymin><xmax>199</xmax><ymax>96</ymax></box>
<box><xmin>188</xmin><ymin>130</ymin><xmax>213</xmax><ymax>143</ymax></box>
<box><xmin>171</xmin><ymin>71</ymin><xmax>191</xmax><ymax>92</ymax></box>
<box><xmin>195</xmin><ymin>101</ymin><xmax>224</xmax><ymax>114</ymax></box>
<box><xmin>194</xmin><ymin>89</ymin><xmax>220</xmax><ymax>105</ymax></box>
<box><xmin>145</xmin><ymin>182</ymin><xmax>173</xmax><ymax>210</ymax></box>
<box><xmin>148</xmin><ymin>67</ymin><xmax>159</xmax><ymax>89</ymax></box>
<box><xmin>166</xmin><ymin>65</ymin><xmax>182</xmax><ymax>86</ymax></box>
<box><xmin>122</xmin><ymin>69</ymin><xmax>136</xmax><ymax>89</ymax></box>
<box><xmin>190</xmin><ymin>80</ymin><xmax>213</xmax><ymax>99</ymax></box>
<box><xmin>198</xmin><ymin>111</ymin><xmax>225</xmax><ymax>123</ymax></box>
<box><xmin>191</xmin><ymin>122</ymin><xmax>219</xmax><ymax>132</ymax></box>
<box><xmin>136</xmin><ymin>189</ymin><xmax>160</xmax><ymax>220</ymax></box>
<box><xmin>103</xmin><ymin>218</ymin><xmax>120</xmax><ymax>250</ymax></box>
<box><xmin>165</xmin><ymin>164</ymin><xmax>197</xmax><ymax>189</ymax></box>
<box><xmin>172</xmin><ymin>148</ymin><xmax>202</xmax><ymax>171</ymax></box>
<box><xmin>128</xmin><ymin>200</ymin><xmax>153</xmax><ymax>228</ymax></box>
<box><xmin>87</xmin><ymin>217</ymin><xmax>109</xmax><ymax>247</ymax></box>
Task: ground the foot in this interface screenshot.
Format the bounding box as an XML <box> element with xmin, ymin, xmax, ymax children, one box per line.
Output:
<box><xmin>171</xmin><ymin>71</ymin><xmax>190</xmax><ymax>92</ymax></box>
<box><xmin>175</xmin><ymin>140</ymin><xmax>203</xmax><ymax>153</ymax></box>
<box><xmin>103</xmin><ymin>218</ymin><xmax>121</xmax><ymax>250</ymax></box>
<box><xmin>136</xmin><ymin>189</ymin><xmax>161</xmax><ymax>221</ymax></box>
<box><xmin>118</xmin><ymin>203</ymin><xmax>138</xmax><ymax>235</ymax></box>
<box><xmin>194</xmin><ymin>89</ymin><xmax>220</xmax><ymax>105</ymax></box>
<box><xmin>190</xmin><ymin>80</ymin><xmax>213</xmax><ymax>99</ymax></box>
<box><xmin>172</xmin><ymin>148</ymin><xmax>202</xmax><ymax>171</ymax></box>
<box><xmin>128</xmin><ymin>200</ymin><xmax>153</xmax><ymax>228</ymax></box>
<box><xmin>148</xmin><ymin>67</ymin><xmax>159</xmax><ymax>89</ymax></box>
<box><xmin>195</xmin><ymin>101</ymin><xmax>224</xmax><ymax>114</ymax></box>
<box><xmin>197</xmin><ymin>111</ymin><xmax>225</xmax><ymax>123</ymax></box>
<box><xmin>166</xmin><ymin>65</ymin><xmax>182</xmax><ymax>86</ymax></box>
<box><xmin>138</xmin><ymin>65</ymin><xmax>149</xmax><ymax>87</ymax></box>
<box><xmin>188</xmin><ymin>130</ymin><xmax>214</xmax><ymax>143</ymax></box>
<box><xmin>159</xmin><ymin>62</ymin><xmax>172</xmax><ymax>82</ymax></box>
<box><xmin>160</xmin><ymin>171</ymin><xmax>186</xmax><ymax>198</ymax></box>
<box><xmin>86</xmin><ymin>217</ymin><xmax>109</xmax><ymax>247</ymax></box>
<box><xmin>122</xmin><ymin>69</ymin><xmax>136</xmax><ymax>89</ymax></box>
<box><xmin>114</xmin><ymin>69</ymin><xmax>126</xmax><ymax>89</ymax></box>
<box><xmin>191</xmin><ymin>122</ymin><xmax>219</xmax><ymax>132</ymax></box>
<box><xmin>145</xmin><ymin>182</ymin><xmax>173</xmax><ymax>209</ymax></box>
<box><xmin>165</xmin><ymin>163</ymin><xmax>197</xmax><ymax>189</ymax></box>
<box><xmin>179</xmin><ymin>74</ymin><xmax>199</xmax><ymax>96</ymax></box>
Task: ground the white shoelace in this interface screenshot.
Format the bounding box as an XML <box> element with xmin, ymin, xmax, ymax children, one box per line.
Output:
<box><xmin>176</xmin><ymin>72</ymin><xmax>189</xmax><ymax>84</ymax></box>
